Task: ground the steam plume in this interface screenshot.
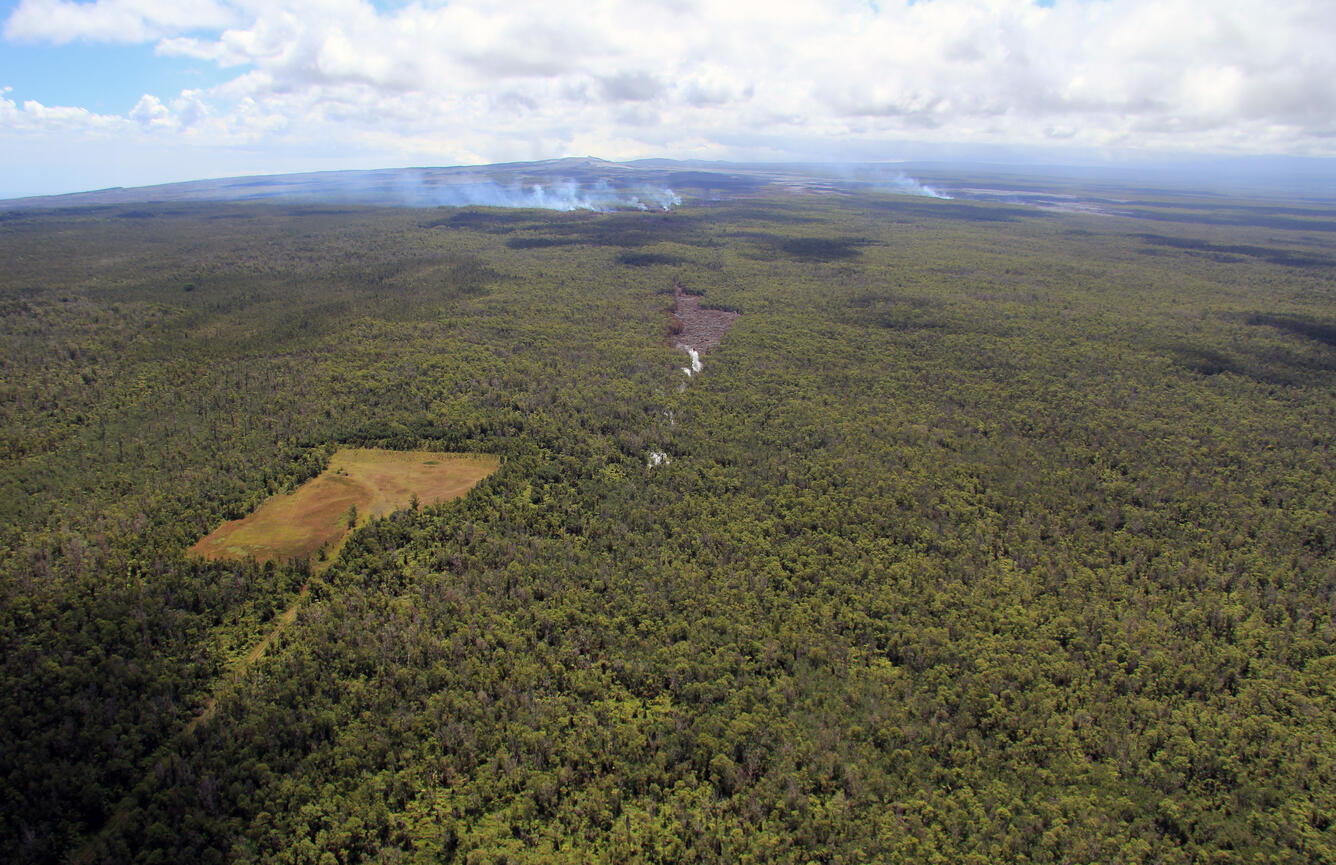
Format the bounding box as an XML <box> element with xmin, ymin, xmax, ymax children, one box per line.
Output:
<box><xmin>679</xmin><ymin>346</ymin><xmax>702</xmax><ymax>376</ymax></box>
<box><xmin>882</xmin><ymin>172</ymin><xmax>951</xmax><ymax>199</ymax></box>
<box><xmin>830</xmin><ymin>165</ymin><xmax>953</xmax><ymax>199</ymax></box>
<box><xmin>399</xmin><ymin>176</ymin><xmax>681</xmax><ymax>211</ymax></box>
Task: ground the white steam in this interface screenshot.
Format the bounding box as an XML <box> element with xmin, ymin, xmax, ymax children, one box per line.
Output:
<box><xmin>679</xmin><ymin>346</ymin><xmax>702</xmax><ymax>377</ymax></box>
<box><xmin>415</xmin><ymin>178</ymin><xmax>681</xmax><ymax>211</ymax></box>
<box><xmin>829</xmin><ymin>165</ymin><xmax>953</xmax><ymax>199</ymax></box>
<box><xmin>882</xmin><ymin>172</ymin><xmax>951</xmax><ymax>199</ymax></box>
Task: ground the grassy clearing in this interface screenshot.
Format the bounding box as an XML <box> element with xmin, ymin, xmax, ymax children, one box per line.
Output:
<box><xmin>189</xmin><ymin>449</ymin><xmax>499</xmax><ymax>565</ymax></box>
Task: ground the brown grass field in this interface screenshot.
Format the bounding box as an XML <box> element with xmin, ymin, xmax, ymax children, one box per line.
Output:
<box><xmin>189</xmin><ymin>449</ymin><xmax>500</xmax><ymax>565</ymax></box>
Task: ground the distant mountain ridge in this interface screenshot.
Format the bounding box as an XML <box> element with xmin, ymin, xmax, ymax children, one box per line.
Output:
<box><xmin>5</xmin><ymin>155</ymin><xmax>1329</xmax><ymax>212</ymax></box>
<box><xmin>0</xmin><ymin>159</ymin><xmax>820</xmax><ymax>211</ymax></box>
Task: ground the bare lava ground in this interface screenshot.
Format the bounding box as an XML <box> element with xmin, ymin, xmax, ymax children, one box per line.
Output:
<box><xmin>669</xmin><ymin>282</ymin><xmax>740</xmax><ymax>353</ymax></box>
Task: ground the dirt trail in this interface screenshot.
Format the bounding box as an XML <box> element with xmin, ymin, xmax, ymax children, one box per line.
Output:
<box><xmin>72</xmin><ymin>586</ymin><xmax>309</xmax><ymax>864</ymax></box>
<box><xmin>186</xmin><ymin>584</ymin><xmax>308</xmax><ymax>734</ymax></box>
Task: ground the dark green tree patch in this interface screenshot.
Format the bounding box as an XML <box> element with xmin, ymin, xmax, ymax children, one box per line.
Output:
<box><xmin>1138</xmin><ymin>234</ymin><xmax>1335</xmax><ymax>268</ymax></box>
<box><xmin>617</xmin><ymin>252</ymin><xmax>688</xmax><ymax>267</ymax></box>
<box><xmin>1248</xmin><ymin>313</ymin><xmax>1336</xmax><ymax>349</ymax></box>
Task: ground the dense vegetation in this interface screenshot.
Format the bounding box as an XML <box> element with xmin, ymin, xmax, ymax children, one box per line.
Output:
<box><xmin>2</xmin><ymin>189</ymin><xmax>1334</xmax><ymax>863</ymax></box>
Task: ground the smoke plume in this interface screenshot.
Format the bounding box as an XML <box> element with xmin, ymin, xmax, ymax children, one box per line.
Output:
<box><xmin>881</xmin><ymin>172</ymin><xmax>951</xmax><ymax>199</ymax></box>
<box><xmin>399</xmin><ymin>176</ymin><xmax>681</xmax><ymax>211</ymax></box>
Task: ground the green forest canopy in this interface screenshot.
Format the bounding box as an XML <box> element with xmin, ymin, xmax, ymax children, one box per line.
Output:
<box><xmin>1</xmin><ymin>190</ymin><xmax>1334</xmax><ymax>863</ymax></box>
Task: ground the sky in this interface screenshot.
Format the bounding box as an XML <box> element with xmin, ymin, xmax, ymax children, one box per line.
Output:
<box><xmin>1</xmin><ymin>0</ymin><xmax>1334</xmax><ymax>199</ymax></box>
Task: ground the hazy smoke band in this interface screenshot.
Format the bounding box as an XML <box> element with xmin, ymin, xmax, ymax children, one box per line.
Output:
<box><xmin>886</xmin><ymin>173</ymin><xmax>951</xmax><ymax>199</ymax></box>
<box><xmin>403</xmin><ymin>178</ymin><xmax>681</xmax><ymax>211</ymax></box>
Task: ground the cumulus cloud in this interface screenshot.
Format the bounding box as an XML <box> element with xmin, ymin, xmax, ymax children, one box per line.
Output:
<box><xmin>2</xmin><ymin>0</ymin><xmax>1334</xmax><ymax>187</ymax></box>
<box><xmin>1</xmin><ymin>88</ymin><xmax>127</xmax><ymax>132</ymax></box>
<box><xmin>128</xmin><ymin>93</ymin><xmax>172</xmax><ymax>128</ymax></box>
<box><xmin>5</xmin><ymin>0</ymin><xmax>239</xmax><ymax>43</ymax></box>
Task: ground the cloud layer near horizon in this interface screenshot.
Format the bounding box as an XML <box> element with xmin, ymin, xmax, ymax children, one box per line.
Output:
<box><xmin>3</xmin><ymin>0</ymin><xmax>1335</xmax><ymax>192</ymax></box>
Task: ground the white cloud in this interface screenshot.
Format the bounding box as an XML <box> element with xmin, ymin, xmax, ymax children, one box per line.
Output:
<box><xmin>128</xmin><ymin>92</ymin><xmax>172</xmax><ymax>128</ymax></box>
<box><xmin>5</xmin><ymin>0</ymin><xmax>239</xmax><ymax>43</ymax></box>
<box><xmin>2</xmin><ymin>0</ymin><xmax>1335</xmax><ymax>194</ymax></box>
<box><xmin>2</xmin><ymin>91</ymin><xmax>127</xmax><ymax>132</ymax></box>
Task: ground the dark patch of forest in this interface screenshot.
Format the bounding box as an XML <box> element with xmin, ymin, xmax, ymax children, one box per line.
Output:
<box><xmin>1120</xmin><ymin>206</ymin><xmax>1336</xmax><ymax>232</ymax></box>
<box><xmin>1137</xmin><ymin>233</ymin><xmax>1336</xmax><ymax>268</ymax></box>
<box><xmin>619</xmin><ymin>252</ymin><xmax>690</xmax><ymax>267</ymax></box>
<box><xmin>1248</xmin><ymin>312</ymin><xmax>1336</xmax><ymax>348</ymax></box>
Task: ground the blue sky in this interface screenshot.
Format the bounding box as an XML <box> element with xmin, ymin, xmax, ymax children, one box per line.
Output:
<box><xmin>2</xmin><ymin>0</ymin><xmax>1334</xmax><ymax>199</ymax></box>
<box><xmin>0</xmin><ymin>38</ymin><xmax>227</xmax><ymax>114</ymax></box>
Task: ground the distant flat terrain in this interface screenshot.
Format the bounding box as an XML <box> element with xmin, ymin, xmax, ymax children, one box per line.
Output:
<box><xmin>189</xmin><ymin>449</ymin><xmax>499</xmax><ymax>564</ymax></box>
<box><xmin>3</xmin><ymin>156</ymin><xmax>1330</xmax><ymax>216</ymax></box>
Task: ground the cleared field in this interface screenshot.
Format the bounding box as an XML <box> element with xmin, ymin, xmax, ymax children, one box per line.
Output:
<box><xmin>189</xmin><ymin>449</ymin><xmax>500</xmax><ymax>564</ymax></box>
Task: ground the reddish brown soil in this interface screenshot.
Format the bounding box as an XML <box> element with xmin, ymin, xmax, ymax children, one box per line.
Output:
<box><xmin>189</xmin><ymin>449</ymin><xmax>499</xmax><ymax>566</ymax></box>
<box><xmin>669</xmin><ymin>282</ymin><xmax>739</xmax><ymax>352</ymax></box>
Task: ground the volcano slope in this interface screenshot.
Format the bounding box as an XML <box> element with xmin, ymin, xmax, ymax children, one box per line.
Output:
<box><xmin>2</xmin><ymin>191</ymin><xmax>1335</xmax><ymax>863</ymax></box>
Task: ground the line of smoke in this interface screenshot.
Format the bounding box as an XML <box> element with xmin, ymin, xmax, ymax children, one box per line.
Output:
<box><xmin>822</xmin><ymin>164</ymin><xmax>953</xmax><ymax>200</ymax></box>
<box><xmin>394</xmin><ymin>176</ymin><xmax>681</xmax><ymax>211</ymax></box>
<box><xmin>881</xmin><ymin>172</ymin><xmax>951</xmax><ymax>199</ymax></box>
